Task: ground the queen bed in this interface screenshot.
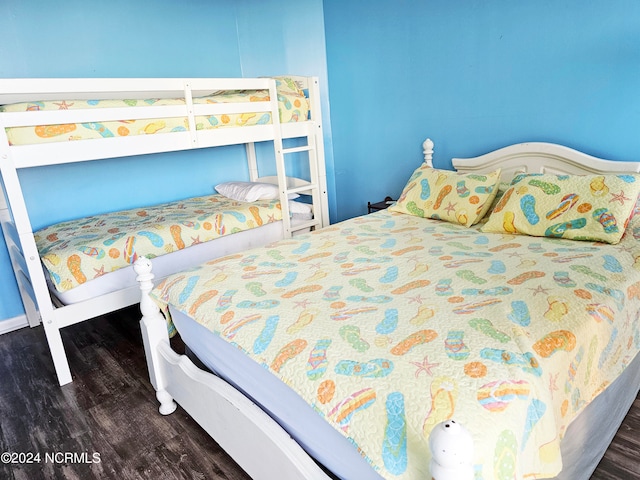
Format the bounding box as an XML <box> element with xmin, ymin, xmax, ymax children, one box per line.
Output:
<box><xmin>136</xmin><ymin>139</ymin><xmax>640</xmax><ymax>479</ymax></box>
<box><xmin>0</xmin><ymin>75</ymin><xmax>328</xmax><ymax>385</ymax></box>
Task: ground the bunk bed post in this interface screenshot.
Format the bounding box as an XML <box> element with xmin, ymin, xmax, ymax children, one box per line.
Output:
<box><xmin>269</xmin><ymin>79</ymin><xmax>293</xmax><ymax>238</ymax></box>
<box><xmin>306</xmin><ymin>77</ymin><xmax>329</xmax><ymax>227</ymax></box>
<box><xmin>1</xmin><ymin>125</ymin><xmax>73</xmax><ymax>384</ymax></box>
<box><xmin>41</xmin><ymin>320</ymin><xmax>72</xmax><ymax>384</ymax></box>
<box><xmin>134</xmin><ymin>257</ymin><xmax>177</xmax><ymax>415</ymax></box>
<box><xmin>18</xmin><ymin>227</ymin><xmax>72</xmax><ymax>384</ymax></box>
<box><xmin>246</xmin><ymin>142</ymin><xmax>259</xmax><ymax>182</ymax></box>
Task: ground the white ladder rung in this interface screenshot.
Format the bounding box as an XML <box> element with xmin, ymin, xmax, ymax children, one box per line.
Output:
<box><xmin>290</xmin><ymin>218</ymin><xmax>321</xmax><ymax>233</ymax></box>
<box><xmin>282</xmin><ymin>145</ymin><xmax>314</xmax><ymax>155</ymax></box>
<box><xmin>287</xmin><ymin>184</ymin><xmax>318</xmax><ymax>195</ymax></box>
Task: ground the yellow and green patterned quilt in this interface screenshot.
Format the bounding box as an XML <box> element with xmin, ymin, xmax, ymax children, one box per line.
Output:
<box><xmin>2</xmin><ymin>77</ymin><xmax>308</xmax><ymax>145</ymax></box>
<box><xmin>150</xmin><ymin>209</ymin><xmax>640</xmax><ymax>480</ymax></box>
<box><xmin>35</xmin><ymin>195</ymin><xmax>283</xmax><ymax>293</ymax></box>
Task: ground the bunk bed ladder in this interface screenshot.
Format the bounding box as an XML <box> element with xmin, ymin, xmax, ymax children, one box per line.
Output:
<box><xmin>277</xmin><ymin>78</ymin><xmax>327</xmax><ymax>238</ymax></box>
<box><xmin>247</xmin><ymin>78</ymin><xmax>327</xmax><ymax>239</ymax></box>
<box><xmin>277</xmin><ymin>133</ymin><xmax>324</xmax><ymax>238</ymax></box>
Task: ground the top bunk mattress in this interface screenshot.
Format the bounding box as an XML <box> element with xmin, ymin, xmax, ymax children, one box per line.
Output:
<box><xmin>1</xmin><ymin>77</ymin><xmax>308</xmax><ymax>146</ymax></box>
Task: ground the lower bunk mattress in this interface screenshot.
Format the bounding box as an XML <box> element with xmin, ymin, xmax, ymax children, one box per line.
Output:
<box><xmin>150</xmin><ymin>209</ymin><xmax>640</xmax><ymax>479</ymax></box>
<box><xmin>34</xmin><ymin>193</ymin><xmax>311</xmax><ymax>305</ymax></box>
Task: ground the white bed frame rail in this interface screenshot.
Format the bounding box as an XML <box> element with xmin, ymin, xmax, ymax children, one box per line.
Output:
<box><xmin>0</xmin><ymin>76</ymin><xmax>328</xmax><ymax>385</ymax></box>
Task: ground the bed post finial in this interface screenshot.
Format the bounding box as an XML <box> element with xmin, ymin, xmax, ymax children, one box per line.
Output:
<box><xmin>429</xmin><ymin>419</ymin><xmax>474</xmax><ymax>480</ymax></box>
<box><xmin>134</xmin><ymin>256</ymin><xmax>157</xmax><ymax>319</ymax></box>
<box><xmin>423</xmin><ymin>138</ymin><xmax>435</xmax><ymax>167</ymax></box>
<box><xmin>134</xmin><ymin>256</ymin><xmax>178</xmax><ymax>416</ymax></box>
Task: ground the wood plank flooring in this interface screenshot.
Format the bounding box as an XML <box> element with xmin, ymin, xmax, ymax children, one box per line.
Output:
<box><xmin>0</xmin><ymin>307</ymin><xmax>637</xmax><ymax>480</ymax></box>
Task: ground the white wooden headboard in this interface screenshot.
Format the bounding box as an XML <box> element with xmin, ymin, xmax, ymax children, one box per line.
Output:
<box><xmin>451</xmin><ymin>141</ymin><xmax>640</xmax><ymax>182</ymax></box>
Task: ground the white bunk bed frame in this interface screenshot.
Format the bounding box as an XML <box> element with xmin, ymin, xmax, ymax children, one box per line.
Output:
<box><xmin>135</xmin><ymin>138</ymin><xmax>640</xmax><ymax>480</ymax></box>
<box><xmin>0</xmin><ymin>76</ymin><xmax>328</xmax><ymax>386</ymax></box>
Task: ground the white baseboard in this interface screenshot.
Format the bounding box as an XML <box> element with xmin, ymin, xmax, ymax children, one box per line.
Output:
<box><xmin>0</xmin><ymin>314</ymin><xmax>28</xmax><ymax>335</ymax></box>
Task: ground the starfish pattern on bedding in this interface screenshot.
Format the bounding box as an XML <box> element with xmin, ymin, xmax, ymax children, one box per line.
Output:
<box><xmin>407</xmin><ymin>294</ymin><xmax>426</xmax><ymax>304</ymax></box>
<box><xmin>529</xmin><ymin>285</ymin><xmax>551</xmax><ymax>296</ymax></box>
<box><xmin>209</xmin><ymin>265</ymin><xmax>228</xmax><ymax>273</ymax></box>
<box><xmin>617</xmin><ymin>244</ymin><xmax>636</xmax><ymax>253</ymax></box>
<box><xmin>54</xmin><ymin>100</ymin><xmax>74</xmax><ymax>109</ymax></box>
<box><xmin>609</xmin><ymin>190</ymin><xmax>632</xmax><ymax>205</ymax></box>
<box><xmin>294</xmin><ymin>299</ymin><xmax>311</xmax><ymax>309</ymax></box>
<box><xmin>407</xmin><ymin>254</ymin><xmax>423</xmax><ymax>264</ymax></box>
<box><xmin>411</xmin><ymin>355</ymin><xmax>440</xmax><ymax>378</ymax></box>
<box><xmin>444</xmin><ymin>201</ymin><xmax>457</xmax><ymax>214</ymax></box>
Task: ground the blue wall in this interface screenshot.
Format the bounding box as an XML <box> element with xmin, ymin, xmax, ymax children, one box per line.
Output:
<box><xmin>3</xmin><ymin>0</ymin><xmax>640</xmax><ymax>323</ymax></box>
<box><xmin>0</xmin><ymin>0</ymin><xmax>331</xmax><ymax>322</ymax></box>
<box><xmin>324</xmin><ymin>0</ymin><xmax>640</xmax><ymax>221</ymax></box>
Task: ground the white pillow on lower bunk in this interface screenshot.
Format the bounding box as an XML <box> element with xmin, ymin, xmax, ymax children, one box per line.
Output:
<box><xmin>215</xmin><ymin>181</ymin><xmax>299</xmax><ymax>202</ymax></box>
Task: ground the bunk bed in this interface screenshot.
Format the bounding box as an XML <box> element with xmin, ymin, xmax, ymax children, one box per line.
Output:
<box><xmin>136</xmin><ymin>138</ymin><xmax>640</xmax><ymax>480</ymax></box>
<box><xmin>0</xmin><ymin>75</ymin><xmax>329</xmax><ymax>386</ymax></box>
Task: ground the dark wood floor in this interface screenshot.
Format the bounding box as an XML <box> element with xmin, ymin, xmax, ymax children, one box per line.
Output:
<box><xmin>0</xmin><ymin>307</ymin><xmax>637</xmax><ymax>480</ymax></box>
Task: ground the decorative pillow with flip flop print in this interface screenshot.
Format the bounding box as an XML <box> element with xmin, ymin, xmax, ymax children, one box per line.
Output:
<box><xmin>482</xmin><ymin>172</ymin><xmax>640</xmax><ymax>244</ymax></box>
<box><xmin>389</xmin><ymin>163</ymin><xmax>501</xmax><ymax>227</ymax></box>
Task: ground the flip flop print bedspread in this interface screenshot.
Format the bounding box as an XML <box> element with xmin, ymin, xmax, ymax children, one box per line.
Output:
<box><xmin>2</xmin><ymin>80</ymin><xmax>308</xmax><ymax>145</ymax></box>
<box><xmin>34</xmin><ymin>195</ymin><xmax>283</xmax><ymax>293</ymax></box>
<box><xmin>151</xmin><ymin>209</ymin><xmax>640</xmax><ymax>480</ymax></box>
